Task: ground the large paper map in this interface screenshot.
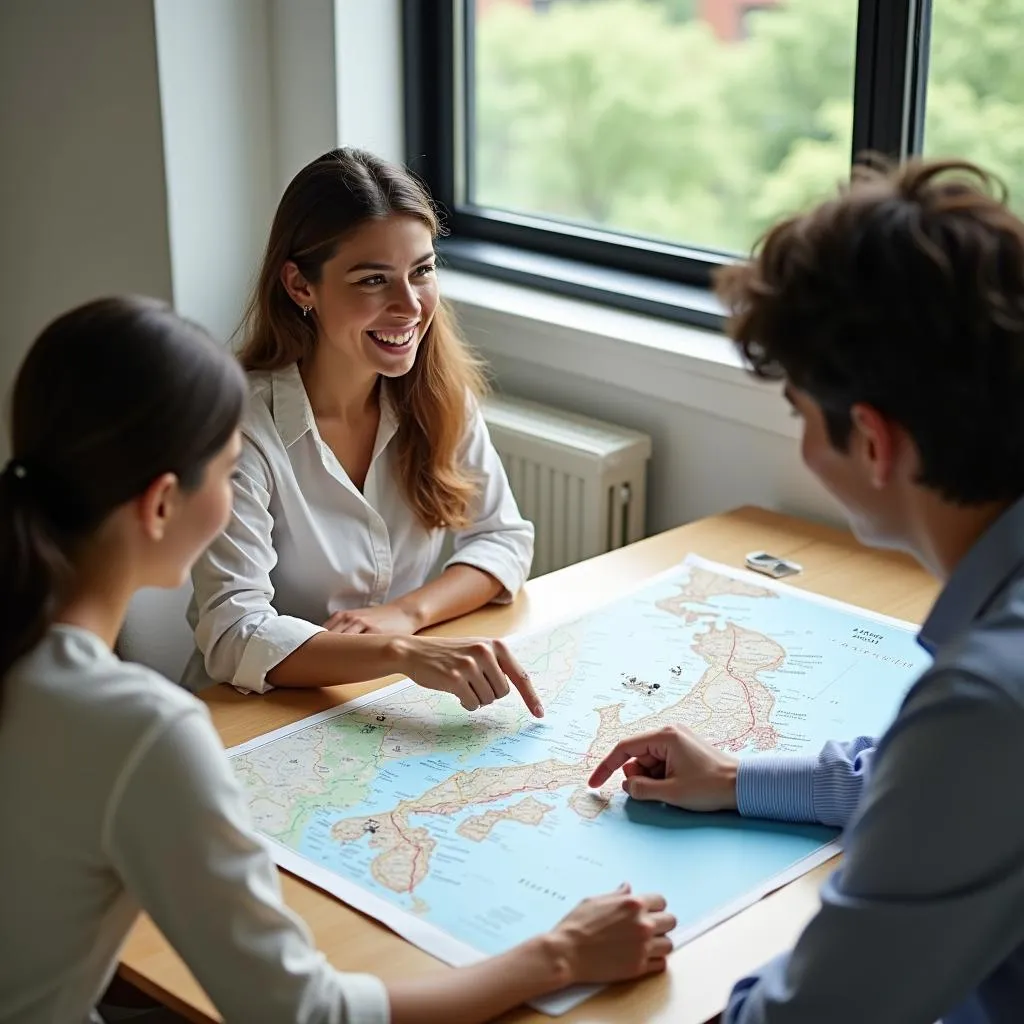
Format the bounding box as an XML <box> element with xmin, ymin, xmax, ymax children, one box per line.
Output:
<box><xmin>229</xmin><ymin>555</ymin><xmax>932</xmax><ymax>1013</ymax></box>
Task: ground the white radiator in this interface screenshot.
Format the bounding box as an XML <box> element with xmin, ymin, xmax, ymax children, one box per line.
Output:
<box><xmin>482</xmin><ymin>395</ymin><xmax>652</xmax><ymax>577</ymax></box>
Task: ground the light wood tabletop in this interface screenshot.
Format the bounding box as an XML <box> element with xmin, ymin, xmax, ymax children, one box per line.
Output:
<box><xmin>118</xmin><ymin>505</ymin><xmax>939</xmax><ymax>1023</ymax></box>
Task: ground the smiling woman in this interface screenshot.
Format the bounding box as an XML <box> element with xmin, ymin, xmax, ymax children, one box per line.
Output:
<box><xmin>279</xmin><ymin>215</ymin><xmax>445</xmax><ymax>497</ymax></box>
<box><xmin>183</xmin><ymin>148</ymin><xmax>539</xmax><ymax>715</ymax></box>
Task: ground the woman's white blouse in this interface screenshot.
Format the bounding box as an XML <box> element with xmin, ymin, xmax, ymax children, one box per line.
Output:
<box><xmin>184</xmin><ymin>364</ymin><xmax>533</xmax><ymax>693</ymax></box>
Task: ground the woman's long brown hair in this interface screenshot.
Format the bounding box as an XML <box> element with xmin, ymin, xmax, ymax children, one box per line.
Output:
<box><xmin>237</xmin><ymin>147</ymin><xmax>487</xmax><ymax>530</ymax></box>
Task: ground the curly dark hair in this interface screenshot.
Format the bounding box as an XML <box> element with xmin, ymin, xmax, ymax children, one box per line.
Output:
<box><xmin>715</xmin><ymin>158</ymin><xmax>1024</xmax><ymax>506</ymax></box>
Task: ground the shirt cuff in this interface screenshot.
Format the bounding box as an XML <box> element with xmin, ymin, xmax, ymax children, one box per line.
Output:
<box><xmin>444</xmin><ymin>547</ymin><xmax>529</xmax><ymax>605</ymax></box>
<box><xmin>233</xmin><ymin>616</ymin><xmax>327</xmax><ymax>694</ymax></box>
<box><xmin>736</xmin><ymin>755</ymin><xmax>819</xmax><ymax>823</ymax></box>
<box><xmin>338</xmin><ymin>972</ymin><xmax>390</xmax><ymax>1024</ymax></box>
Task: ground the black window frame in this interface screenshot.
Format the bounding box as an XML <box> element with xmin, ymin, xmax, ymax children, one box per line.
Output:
<box><xmin>403</xmin><ymin>0</ymin><xmax>932</xmax><ymax>331</ymax></box>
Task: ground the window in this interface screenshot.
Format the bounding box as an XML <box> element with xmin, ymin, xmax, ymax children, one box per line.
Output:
<box><xmin>922</xmin><ymin>0</ymin><xmax>1024</xmax><ymax>218</ymax></box>
<box><xmin>404</xmin><ymin>1</ymin><xmax>931</xmax><ymax>327</ymax></box>
<box><xmin>470</xmin><ymin>0</ymin><xmax>858</xmax><ymax>256</ymax></box>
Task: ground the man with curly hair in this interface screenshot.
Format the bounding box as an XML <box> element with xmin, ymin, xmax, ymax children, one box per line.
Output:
<box><xmin>590</xmin><ymin>158</ymin><xmax>1024</xmax><ymax>1023</ymax></box>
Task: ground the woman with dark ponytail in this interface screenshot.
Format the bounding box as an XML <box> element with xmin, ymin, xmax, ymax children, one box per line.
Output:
<box><xmin>0</xmin><ymin>297</ymin><xmax>246</xmax><ymax>685</ymax></box>
<box><xmin>0</xmin><ymin>300</ymin><xmax>673</xmax><ymax>1023</ymax></box>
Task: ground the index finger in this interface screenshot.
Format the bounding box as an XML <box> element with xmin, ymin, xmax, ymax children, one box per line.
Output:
<box><xmin>587</xmin><ymin>732</ymin><xmax>667</xmax><ymax>788</ymax></box>
<box><xmin>494</xmin><ymin>643</ymin><xmax>544</xmax><ymax>718</ymax></box>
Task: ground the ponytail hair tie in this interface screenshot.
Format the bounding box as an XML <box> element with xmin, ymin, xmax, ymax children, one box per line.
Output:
<box><xmin>2</xmin><ymin>459</ymin><xmax>27</xmax><ymax>482</ymax></box>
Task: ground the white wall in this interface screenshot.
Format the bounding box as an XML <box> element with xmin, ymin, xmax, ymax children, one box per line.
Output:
<box><xmin>269</xmin><ymin>0</ymin><xmax>339</xmax><ymax>194</ymax></box>
<box><xmin>154</xmin><ymin>0</ymin><xmax>277</xmax><ymax>344</ymax></box>
<box><xmin>0</xmin><ymin>0</ymin><xmax>174</xmax><ymax>459</ymax></box>
<box><xmin>154</xmin><ymin>0</ymin><xmax>375</xmax><ymax>343</ymax></box>
<box><xmin>334</xmin><ymin>0</ymin><xmax>404</xmax><ymax>163</ymax></box>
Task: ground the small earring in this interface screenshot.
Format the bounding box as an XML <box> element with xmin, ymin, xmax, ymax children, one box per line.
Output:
<box><xmin>302</xmin><ymin>305</ymin><xmax>312</xmax><ymax>318</ymax></box>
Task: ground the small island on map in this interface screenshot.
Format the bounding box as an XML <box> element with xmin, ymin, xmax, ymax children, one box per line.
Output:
<box><xmin>621</xmin><ymin>674</ymin><xmax>662</xmax><ymax>696</ymax></box>
<box><xmin>456</xmin><ymin>796</ymin><xmax>554</xmax><ymax>842</ymax></box>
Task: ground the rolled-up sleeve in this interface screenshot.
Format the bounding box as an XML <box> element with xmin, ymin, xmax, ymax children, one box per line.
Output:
<box><xmin>725</xmin><ymin>671</ymin><xmax>1024</xmax><ymax>1024</ymax></box>
<box><xmin>190</xmin><ymin>437</ymin><xmax>325</xmax><ymax>694</ymax></box>
<box><xmin>444</xmin><ymin>403</ymin><xmax>534</xmax><ymax>602</ymax></box>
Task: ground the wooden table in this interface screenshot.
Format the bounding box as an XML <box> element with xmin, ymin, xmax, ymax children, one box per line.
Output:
<box><xmin>119</xmin><ymin>506</ymin><xmax>938</xmax><ymax>1023</ymax></box>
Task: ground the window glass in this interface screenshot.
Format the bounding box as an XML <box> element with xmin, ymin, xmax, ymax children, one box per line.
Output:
<box><xmin>471</xmin><ymin>0</ymin><xmax>858</xmax><ymax>254</ymax></box>
<box><xmin>921</xmin><ymin>0</ymin><xmax>1024</xmax><ymax>213</ymax></box>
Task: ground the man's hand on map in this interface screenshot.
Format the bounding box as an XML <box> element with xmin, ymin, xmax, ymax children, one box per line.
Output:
<box><xmin>587</xmin><ymin>726</ymin><xmax>739</xmax><ymax>811</ymax></box>
<box><xmin>393</xmin><ymin>635</ymin><xmax>545</xmax><ymax>718</ymax></box>
<box><xmin>548</xmin><ymin>883</ymin><xmax>677</xmax><ymax>983</ymax></box>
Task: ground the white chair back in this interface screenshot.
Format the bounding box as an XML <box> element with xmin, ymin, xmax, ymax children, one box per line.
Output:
<box><xmin>118</xmin><ymin>580</ymin><xmax>196</xmax><ymax>684</ymax></box>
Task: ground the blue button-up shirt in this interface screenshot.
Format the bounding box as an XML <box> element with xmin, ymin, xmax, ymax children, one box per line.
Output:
<box><xmin>727</xmin><ymin>497</ymin><xmax>1024</xmax><ymax>1024</ymax></box>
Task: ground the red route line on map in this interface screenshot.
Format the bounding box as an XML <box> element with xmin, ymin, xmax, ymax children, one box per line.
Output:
<box><xmin>387</xmin><ymin>811</ymin><xmax>425</xmax><ymax>894</ymax></box>
<box><xmin>718</xmin><ymin>623</ymin><xmax>782</xmax><ymax>748</ymax></box>
<box><xmin>722</xmin><ymin>625</ymin><xmax>756</xmax><ymax>746</ymax></box>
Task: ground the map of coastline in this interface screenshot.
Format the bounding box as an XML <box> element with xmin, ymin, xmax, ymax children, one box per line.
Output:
<box><xmin>229</xmin><ymin>555</ymin><xmax>932</xmax><ymax>1010</ymax></box>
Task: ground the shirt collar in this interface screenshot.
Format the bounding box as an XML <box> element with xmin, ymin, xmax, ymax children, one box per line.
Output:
<box><xmin>271</xmin><ymin>363</ymin><xmax>401</xmax><ymax>456</ymax></box>
<box><xmin>918</xmin><ymin>494</ymin><xmax>1024</xmax><ymax>653</ymax></box>
<box><xmin>271</xmin><ymin>363</ymin><xmax>315</xmax><ymax>449</ymax></box>
<box><xmin>373</xmin><ymin>385</ymin><xmax>400</xmax><ymax>460</ymax></box>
